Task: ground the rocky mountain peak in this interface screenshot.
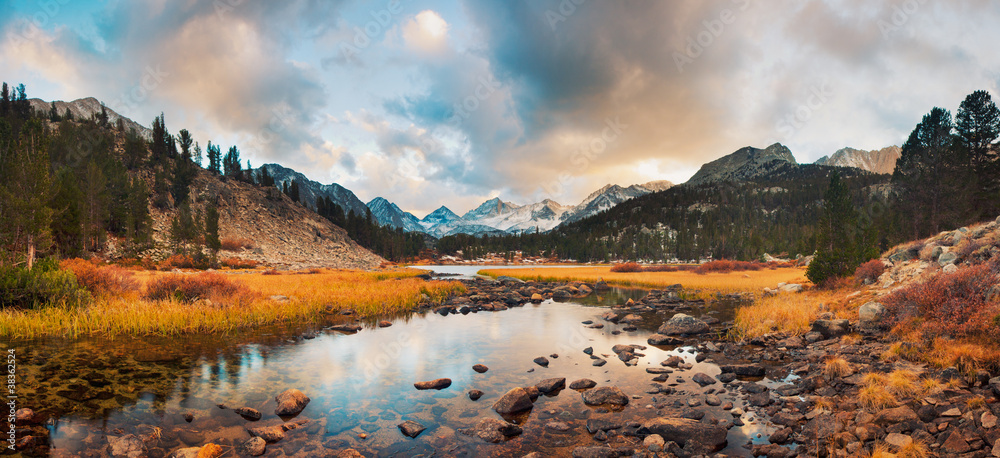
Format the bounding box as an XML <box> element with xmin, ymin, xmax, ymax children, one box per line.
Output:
<box><xmin>685</xmin><ymin>142</ymin><xmax>797</xmax><ymax>186</ymax></box>
<box><xmin>815</xmin><ymin>146</ymin><xmax>901</xmax><ymax>175</ymax></box>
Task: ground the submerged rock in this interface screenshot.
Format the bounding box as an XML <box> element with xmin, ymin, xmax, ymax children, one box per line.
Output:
<box><xmin>570</xmin><ymin>379</ymin><xmax>597</xmax><ymax>390</ymax></box>
<box><xmin>536</xmin><ymin>377</ymin><xmax>566</xmax><ymax>393</ymax></box>
<box><xmin>468</xmin><ymin>389</ymin><xmax>484</xmax><ymax>401</ymax></box>
<box><xmin>582</xmin><ymin>386</ymin><xmax>629</xmax><ymax>406</ymax></box>
<box><xmin>235</xmin><ymin>407</ymin><xmax>262</xmax><ymax>421</ymax></box>
<box><xmin>107</xmin><ymin>434</ymin><xmax>146</xmax><ymax>458</ymax></box>
<box><xmin>397</xmin><ymin>420</ymin><xmax>426</xmax><ymax>438</ymax></box>
<box><xmin>647</xmin><ymin>334</ymin><xmax>683</xmax><ymax>345</ymax></box>
<box><xmin>460</xmin><ymin>418</ymin><xmax>523</xmax><ymax>443</ymax></box>
<box><xmin>533</xmin><ymin>356</ymin><xmax>550</xmax><ymax>367</ymax></box>
<box><xmin>641</xmin><ymin>417</ymin><xmax>727</xmax><ymax>452</ymax></box>
<box><xmin>414</xmin><ymin>378</ymin><xmax>452</xmax><ymax>390</ymax></box>
<box><xmin>274</xmin><ymin>389</ymin><xmax>310</xmax><ymax>416</ymax></box>
<box><xmin>472</xmin><ymin>364</ymin><xmax>489</xmax><ymax>373</ymax></box>
<box><xmin>493</xmin><ymin>387</ymin><xmax>534</xmax><ymax>414</ymax></box>
<box><xmin>239</xmin><ymin>437</ymin><xmax>266</xmax><ymax>456</ymax></box>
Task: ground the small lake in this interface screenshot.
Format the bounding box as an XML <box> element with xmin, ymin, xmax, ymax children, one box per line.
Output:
<box><xmin>410</xmin><ymin>264</ymin><xmax>590</xmax><ymax>279</ymax></box>
<box><xmin>12</xmin><ymin>285</ymin><xmax>771</xmax><ymax>457</ymax></box>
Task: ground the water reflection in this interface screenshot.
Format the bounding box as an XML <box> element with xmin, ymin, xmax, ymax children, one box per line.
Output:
<box><xmin>15</xmin><ymin>291</ymin><xmax>764</xmax><ymax>456</ymax></box>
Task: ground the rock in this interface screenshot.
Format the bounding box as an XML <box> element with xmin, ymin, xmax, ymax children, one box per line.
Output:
<box><xmin>239</xmin><ymin>437</ymin><xmax>266</xmax><ymax>456</ymax></box>
<box><xmin>942</xmin><ymin>430</ymin><xmax>972</xmax><ymax>454</ymax></box>
<box><xmin>858</xmin><ymin>302</ymin><xmax>885</xmax><ymax>323</ymax></box>
<box><xmin>769</xmin><ymin>427</ymin><xmax>793</xmax><ymax>444</ymax></box>
<box><xmin>461</xmin><ymin>418</ymin><xmax>523</xmax><ymax>443</ymax></box>
<box><xmin>533</xmin><ymin>356</ymin><xmax>550</xmax><ymax>367</ymax></box>
<box><xmin>247</xmin><ymin>425</ymin><xmax>285</xmax><ymax>443</ymax></box>
<box><xmin>398</xmin><ymin>420</ymin><xmax>426</xmax><ymax>438</ymax></box>
<box><xmin>874</xmin><ymin>406</ymin><xmax>919</xmax><ymax>425</ymax></box>
<box><xmin>570</xmin><ymin>379</ymin><xmax>597</xmax><ymax>390</ymax></box>
<box><xmin>583</xmin><ymin>346</ymin><xmax>594</xmax><ymax>355</ymax></box>
<box><xmin>592</xmin><ymin>358</ymin><xmax>607</xmax><ymax>367</ymax></box>
<box><xmin>108</xmin><ymin>434</ymin><xmax>146</xmax><ymax>458</ymax></box>
<box><xmin>14</xmin><ymin>408</ymin><xmax>35</xmax><ymax>425</ymax></box>
<box><xmin>338</xmin><ymin>450</ymin><xmax>363</xmax><ymax>458</ymax></box>
<box><xmin>991</xmin><ymin>376</ymin><xmax>1000</xmax><ymax>398</ymax></box>
<box><xmin>810</xmin><ymin>319</ymin><xmax>850</xmax><ymax>339</ymax></box>
<box><xmin>647</xmin><ymin>334</ymin><xmax>683</xmax><ymax>345</ymax></box>
<box><xmin>472</xmin><ymin>364</ymin><xmax>489</xmax><ymax>373</ymax></box>
<box><xmin>378</xmin><ymin>320</ymin><xmax>392</xmax><ymax>328</ymax></box>
<box><xmin>939</xmin><ymin>251</ymin><xmax>958</xmax><ymax>266</ymax></box>
<box><xmin>497</xmin><ymin>276</ymin><xmax>525</xmax><ymax>283</ymax></box>
<box><xmin>571</xmin><ymin>446</ymin><xmax>634</xmax><ymax>458</ymax></box>
<box><xmin>169</xmin><ymin>447</ymin><xmax>201</xmax><ymax>458</ymax></box>
<box><xmin>536</xmin><ymin>377</ymin><xmax>566</xmax><ymax>393</ymax></box>
<box><xmin>705</xmin><ymin>394</ymin><xmax>722</xmax><ymax>406</ymax></box>
<box><xmin>657</xmin><ymin>313</ymin><xmax>709</xmax><ymax>335</ymax></box>
<box><xmin>274</xmin><ymin>389</ymin><xmax>310</xmax><ymax>416</ymax></box>
<box><xmin>582</xmin><ymin>386</ymin><xmax>629</xmax><ymax>406</ymax></box>
<box><xmin>234</xmin><ymin>407</ymin><xmax>262</xmax><ymax>421</ymax></box>
<box><xmin>983</xmin><ymin>411</ymin><xmax>998</xmax><ymax>429</ymax></box>
<box><xmin>885</xmin><ymin>432</ymin><xmax>912</xmax><ymax>448</ymax></box>
<box><xmin>414</xmin><ymin>378</ymin><xmax>452</xmax><ymax>390</ymax></box>
<box><xmin>644</xmin><ymin>434</ymin><xmax>665</xmax><ymax>452</ymax></box>
<box><xmin>778</xmin><ymin>283</ymin><xmax>803</xmax><ymax>293</ymax></box>
<box><xmin>719</xmin><ymin>364</ymin><xmax>766</xmax><ymax>377</ymax></box>
<box><xmin>752</xmin><ymin>444</ymin><xmax>792</xmax><ymax>458</ymax></box>
<box><xmin>941</xmin><ymin>407</ymin><xmax>962</xmax><ymax>417</ymax></box>
<box><xmin>493</xmin><ymin>387</ymin><xmax>534</xmax><ymax>414</ymax></box>
<box><xmin>546</xmin><ymin>421</ymin><xmax>571</xmax><ymax>431</ymax></box>
<box><xmin>469</xmin><ymin>389</ymin><xmax>484</xmax><ymax>401</ymax></box>
<box><xmin>641</xmin><ymin>417</ymin><xmax>728</xmax><ymax>452</ymax></box>
<box><xmin>594</xmin><ymin>280</ymin><xmax>610</xmax><ymax>291</ymax></box>
<box><xmin>530</xmin><ymin>293</ymin><xmax>543</xmax><ymax>303</ymax></box>
<box><xmin>662</xmin><ymin>355</ymin><xmax>684</xmax><ymax>367</ymax></box>
<box><xmin>943</xmin><ymin>263</ymin><xmax>958</xmax><ymax>274</ymax></box>
<box><xmin>692</xmin><ymin>373</ymin><xmax>716</xmax><ymax>386</ymax></box>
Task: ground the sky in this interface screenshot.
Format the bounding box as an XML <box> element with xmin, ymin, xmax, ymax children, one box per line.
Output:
<box><xmin>3</xmin><ymin>0</ymin><xmax>1000</xmax><ymax>217</ymax></box>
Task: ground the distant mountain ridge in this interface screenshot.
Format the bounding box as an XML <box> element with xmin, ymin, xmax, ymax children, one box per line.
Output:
<box><xmin>685</xmin><ymin>143</ymin><xmax>797</xmax><ymax>186</ymax></box>
<box><xmin>259</xmin><ymin>163</ymin><xmax>369</xmax><ymax>217</ymax></box>
<box><xmin>815</xmin><ymin>146</ymin><xmax>901</xmax><ymax>174</ymax></box>
<box><xmin>28</xmin><ymin>97</ymin><xmax>152</xmax><ymax>138</ymax></box>
<box><xmin>365</xmin><ymin>180</ymin><xmax>674</xmax><ymax>237</ymax></box>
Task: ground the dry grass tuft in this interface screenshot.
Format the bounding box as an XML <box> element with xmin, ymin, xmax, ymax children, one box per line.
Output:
<box><xmin>864</xmin><ymin>443</ymin><xmax>897</xmax><ymax>458</ymax></box>
<box><xmin>859</xmin><ymin>373</ymin><xmax>898</xmax><ymax>411</ymax></box>
<box><xmin>824</xmin><ymin>357</ymin><xmax>853</xmax><ymax>380</ymax></box>
<box><xmin>886</xmin><ymin>369</ymin><xmax>920</xmax><ymax>398</ymax></box>
<box><xmin>896</xmin><ymin>439</ymin><xmax>931</xmax><ymax>458</ymax></box>
<box><xmin>732</xmin><ymin>287</ymin><xmax>851</xmax><ymax>339</ymax></box>
<box><xmin>966</xmin><ymin>395</ymin><xmax>987</xmax><ymax>410</ymax></box>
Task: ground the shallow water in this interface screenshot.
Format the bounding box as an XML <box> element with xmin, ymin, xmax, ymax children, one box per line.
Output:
<box><xmin>12</xmin><ymin>290</ymin><xmax>768</xmax><ymax>457</ymax></box>
<box><xmin>411</xmin><ymin>264</ymin><xmax>588</xmax><ymax>280</ymax></box>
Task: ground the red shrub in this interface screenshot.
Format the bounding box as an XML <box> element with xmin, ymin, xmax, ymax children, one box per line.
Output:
<box><xmin>854</xmin><ymin>259</ymin><xmax>887</xmax><ymax>284</ymax></box>
<box><xmin>144</xmin><ymin>272</ymin><xmax>245</xmax><ymax>302</ymax></box>
<box><xmin>262</xmin><ymin>269</ymin><xmax>281</xmax><ymax>275</ymax></box>
<box><xmin>883</xmin><ymin>259</ymin><xmax>1000</xmax><ymax>339</ymax></box>
<box><xmin>611</xmin><ymin>262</ymin><xmax>643</xmax><ymax>273</ymax></box>
<box><xmin>220</xmin><ymin>257</ymin><xmax>259</xmax><ymax>269</ymax></box>
<box><xmin>694</xmin><ymin>260</ymin><xmax>764</xmax><ymax>275</ymax></box>
<box><xmin>61</xmin><ymin>258</ymin><xmax>140</xmax><ymax>296</ymax></box>
<box><xmin>220</xmin><ymin>237</ymin><xmax>255</xmax><ymax>251</ymax></box>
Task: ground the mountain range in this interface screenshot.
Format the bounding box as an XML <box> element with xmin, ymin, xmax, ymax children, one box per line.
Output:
<box><xmin>815</xmin><ymin>146</ymin><xmax>902</xmax><ymax>175</ymax></box>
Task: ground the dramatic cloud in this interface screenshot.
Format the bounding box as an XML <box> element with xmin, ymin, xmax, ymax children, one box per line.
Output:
<box><xmin>4</xmin><ymin>0</ymin><xmax>1000</xmax><ymax>215</ymax></box>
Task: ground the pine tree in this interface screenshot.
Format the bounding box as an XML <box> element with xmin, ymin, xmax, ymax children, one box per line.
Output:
<box><xmin>48</xmin><ymin>168</ymin><xmax>83</xmax><ymax>257</ymax></box>
<box><xmin>223</xmin><ymin>145</ymin><xmax>241</xmax><ymax>179</ymax></box>
<box><xmin>289</xmin><ymin>179</ymin><xmax>300</xmax><ymax>204</ymax></box>
<box><xmin>206</xmin><ymin>141</ymin><xmax>221</xmax><ymax>175</ymax></box>
<box><xmin>955</xmin><ymin>90</ymin><xmax>1000</xmax><ymax>219</ymax></box>
<box><xmin>892</xmin><ymin>107</ymin><xmax>960</xmax><ymax>238</ymax></box>
<box><xmin>48</xmin><ymin>102</ymin><xmax>59</xmax><ymax>122</ymax></box>
<box><xmin>807</xmin><ymin>171</ymin><xmax>862</xmax><ymax>285</ymax></box>
<box><xmin>204</xmin><ymin>203</ymin><xmax>221</xmax><ymax>251</ymax></box>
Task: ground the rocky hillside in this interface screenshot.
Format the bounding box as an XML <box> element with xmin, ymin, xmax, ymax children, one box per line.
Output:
<box><xmin>816</xmin><ymin>146</ymin><xmax>901</xmax><ymax>175</ymax></box>
<box><xmin>685</xmin><ymin>143</ymin><xmax>797</xmax><ymax>186</ymax></box>
<box><xmin>144</xmin><ymin>169</ymin><xmax>384</xmax><ymax>270</ymax></box>
<box><xmin>259</xmin><ymin>163</ymin><xmax>369</xmax><ymax>217</ymax></box>
<box><xmin>28</xmin><ymin>97</ymin><xmax>151</xmax><ymax>138</ymax></box>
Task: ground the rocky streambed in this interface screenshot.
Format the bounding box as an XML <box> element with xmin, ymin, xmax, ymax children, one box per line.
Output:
<box><xmin>7</xmin><ymin>276</ymin><xmax>1000</xmax><ymax>457</ymax></box>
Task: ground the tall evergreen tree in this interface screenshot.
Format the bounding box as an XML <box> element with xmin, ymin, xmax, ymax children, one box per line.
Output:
<box><xmin>206</xmin><ymin>141</ymin><xmax>221</xmax><ymax>175</ymax></box>
<box><xmin>892</xmin><ymin>107</ymin><xmax>959</xmax><ymax>238</ymax></box>
<box><xmin>223</xmin><ymin>145</ymin><xmax>241</xmax><ymax>179</ymax></box>
<box><xmin>48</xmin><ymin>168</ymin><xmax>83</xmax><ymax>257</ymax></box>
<box><xmin>204</xmin><ymin>203</ymin><xmax>221</xmax><ymax>252</ymax></box>
<box><xmin>807</xmin><ymin>171</ymin><xmax>863</xmax><ymax>285</ymax></box>
<box><xmin>955</xmin><ymin>90</ymin><xmax>1000</xmax><ymax>219</ymax></box>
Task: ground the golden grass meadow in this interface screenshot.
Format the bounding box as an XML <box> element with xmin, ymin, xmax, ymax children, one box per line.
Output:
<box><xmin>0</xmin><ymin>267</ymin><xmax>463</xmax><ymax>339</ymax></box>
<box><xmin>478</xmin><ymin>265</ymin><xmax>806</xmax><ymax>292</ymax></box>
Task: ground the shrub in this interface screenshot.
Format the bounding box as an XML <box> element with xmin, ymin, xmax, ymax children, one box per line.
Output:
<box><xmin>220</xmin><ymin>257</ymin><xmax>259</xmax><ymax>269</ymax></box>
<box><xmin>159</xmin><ymin>253</ymin><xmax>214</xmax><ymax>270</ymax></box>
<box><xmin>220</xmin><ymin>237</ymin><xmax>254</xmax><ymax>251</ymax></box>
<box><xmin>610</xmin><ymin>262</ymin><xmax>642</xmax><ymax>273</ymax></box>
<box><xmin>143</xmin><ymin>272</ymin><xmax>244</xmax><ymax>302</ymax></box>
<box><xmin>60</xmin><ymin>258</ymin><xmax>139</xmax><ymax>296</ymax></box>
<box><xmin>0</xmin><ymin>263</ymin><xmax>90</xmax><ymax>309</ymax></box>
<box><xmin>883</xmin><ymin>257</ymin><xmax>1000</xmax><ymax>339</ymax></box>
<box><xmin>694</xmin><ymin>260</ymin><xmax>764</xmax><ymax>274</ymax></box>
<box><xmin>262</xmin><ymin>269</ymin><xmax>281</xmax><ymax>275</ymax></box>
<box><xmin>854</xmin><ymin>259</ymin><xmax>886</xmax><ymax>285</ymax></box>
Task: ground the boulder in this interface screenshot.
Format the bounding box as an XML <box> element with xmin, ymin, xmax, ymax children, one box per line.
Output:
<box><xmin>570</xmin><ymin>379</ymin><xmax>597</xmax><ymax>390</ymax></box>
<box><xmin>581</xmin><ymin>386</ymin><xmax>629</xmax><ymax>406</ymax></box>
<box><xmin>533</xmin><ymin>356</ymin><xmax>550</xmax><ymax>367</ymax></box>
<box><xmin>657</xmin><ymin>313</ymin><xmax>709</xmax><ymax>335</ymax></box>
<box><xmin>238</xmin><ymin>437</ymin><xmax>266</xmax><ymax>456</ymax></box>
<box><xmin>493</xmin><ymin>387</ymin><xmax>533</xmax><ymax>414</ymax></box>
<box><xmin>778</xmin><ymin>283</ymin><xmax>803</xmax><ymax>293</ymax></box>
<box><xmin>468</xmin><ymin>389</ymin><xmax>484</xmax><ymax>401</ymax></box>
<box><xmin>571</xmin><ymin>446</ymin><xmax>634</xmax><ymax>458</ymax></box>
<box><xmin>397</xmin><ymin>420</ymin><xmax>426</xmax><ymax>438</ymax></box>
<box><xmin>234</xmin><ymin>407</ymin><xmax>262</xmax><ymax>421</ymax></box>
<box><xmin>647</xmin><ymin>334</ymin><xmax>683</xmax><ymax>346</ymax></box>
<box><xmin>810</xmin><ymin>319</ymin><xmax>850</xmax><ymax>339</ymax></box>
<box><xmin>644</xmin><ymin>434</ymin><xmax>665</xmax><ymax>452</ymax></box>
<box><xmin>530</xmin><ymin>293</ymin><xmax>543</xmax><ymax>303</ymax></box>
<box><xmin>274</xmin><ymin>389</ymin><xmax>310</xmax><ymax>416</ymax></box>
<box><xmin>939</xmin><ymin>251</ymin><xmax>959</xmax><ymax>266</ymax></box>
<box><xmin>472</xmin><ymin>364</ymin><xmax>489</xmax><ymax>373</ymax></box>
<box><xmin>536</xmin><ymin>377</ymin><xmax>566</xmax><ymax>394</ymax></box>
<box><xmin>460</xmin><ymin>418</ymin><xmax>523</xmax><ymax>443</ymax></box>
<box><xmin>873</xmin><ymin>406</ymin><xmax>919</xmax><ymax>425</ymax></box>
<box><xmin>719</xmin><ymin>364</ymin><xmax>766</xmax><ymax>377</ymax></box>
<box><xmin>858</xmin><ymin>302</ymin><xmax>885</xmax><ymax>323</ymax></box>
<box><xmin>641</xmin><ymin>417</ymin><xmax>728</xmax><ymax>452</ymax></box>
<box><xmin>692</xmin><ymin>373</ymin><xmax>716</xmax><ymax>386</ymax></box>
<box><xmin>108</xmin><ymin>434</ymin><xmax>146</xmax><ymax>458</ymax></box>
<box><xmin>414</xmin><ymin>378</ymin><xmax>452</xmax><ymax>390</ymax></box>
<box><xmin>751</xmin><ymin>444</ymin><xmax>793</xmax><ymax>458</ymax></box>
<box><xmin>594</xmin><ymin>280</ymin><xmax>611</xmax><ymax>291</ymax></box>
